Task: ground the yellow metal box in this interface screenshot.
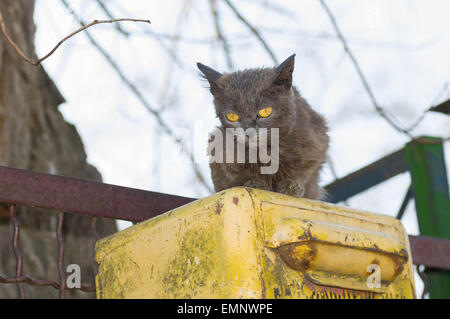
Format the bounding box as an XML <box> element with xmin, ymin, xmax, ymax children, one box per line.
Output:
<box><xmin>95</xmin><ymin>187</ymin><xmax>416</xmax><ymax>298</ymax></box>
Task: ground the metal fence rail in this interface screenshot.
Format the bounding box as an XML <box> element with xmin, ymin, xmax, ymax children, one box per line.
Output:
<box><xmin>0</xmin><ymin>165</ymin><xmax>195</xmax><ymax>222</ymax></box>
<box><xmin>0</xmin><ymin>165</ymin><xmax>449</xmax><ymax>298</ymax></box>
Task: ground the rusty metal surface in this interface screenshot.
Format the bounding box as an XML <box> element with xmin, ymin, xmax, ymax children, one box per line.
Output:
<box><xmin>409</xmin><ymin>235</ymin><xmax>450</xmax><ymax>270</ymax></box>
<box><xmin>0</xmin><ymin>165</ymin><xmax>449</xmax><ymax>299</ymax></box>
<box><xmin>0</xmin><ymin>165</ymin><xmax>195</xmax><ymax>222</ymax></box>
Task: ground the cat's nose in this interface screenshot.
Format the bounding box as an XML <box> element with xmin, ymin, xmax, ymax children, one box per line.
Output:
<box><xmin>244</xmin><ymin>120</ymin><xmax>257</xmax><ymax>130</ymax></box>
<box><xmin>244</xmin><ymin>127</ymin><xmax>257</xmax><ymax>138</ymax></box>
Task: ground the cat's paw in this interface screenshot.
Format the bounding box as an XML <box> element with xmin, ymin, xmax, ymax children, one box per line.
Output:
<box><xmin>276</xmin><ymin>180</ymin><xmax>305</xmax><ymax>197</ymax></box>
<box><xmin>244</xmin><ymin>179</ymin><xmax>271</xmax><ymax>191</ymax></box>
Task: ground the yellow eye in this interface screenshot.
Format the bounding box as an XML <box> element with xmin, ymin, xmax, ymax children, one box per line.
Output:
<box><xmin>258</xmin><ymin>107</ymin><xmax>272</xmax><ymax>118</ymax></box>
<box><xmin>226</xmin><ymin>113</ymin><xmax>240</xmax><ymax>122</ymax></box>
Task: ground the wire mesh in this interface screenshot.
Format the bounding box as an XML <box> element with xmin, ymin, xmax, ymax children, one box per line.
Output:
<box><xmin>0</xmin><ymin>204</ymin><xmax>97</xmax><ymax>298</ymax></box>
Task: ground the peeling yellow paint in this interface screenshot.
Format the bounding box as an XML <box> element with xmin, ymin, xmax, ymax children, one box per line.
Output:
<box><xmin>95</xmin><ymin>187</ymin><xmax>415</xmax><ymax>299</ymax></box>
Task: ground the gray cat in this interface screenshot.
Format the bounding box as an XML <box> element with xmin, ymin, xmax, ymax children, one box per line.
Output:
<box><xmin>197</xmin><ymin>54</ymin><xmax>329</xmax><ymax>200</ymax></box>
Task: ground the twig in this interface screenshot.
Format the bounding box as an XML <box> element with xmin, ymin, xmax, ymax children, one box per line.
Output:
<box><xmin>101</xmin><ymin>0</ymin><xmax>187</xmax><ymax>71</ymax></box>
<box><xmin>94</xmin><ymin>0</ymin><xmax>130</xmax><ymax>37</ymax></box>
<box><xmin>136</xmin><ymin>30</ymin><xmax>236</xmax><ymax>44</ymax></box>
<box><xmin>319</xmin><ymin>0</ymin><xmax>413</xmax><ymax>138</ymax></box>
<box><xmin>259</xmin><ymin>27</ymin><xmax>436</xmax><ymax>51</ymax></box>
<box><xmin>244</xmin><ymin>0</ymin><xmax>298</xmax><ymax>20</ymax></box>
<box><xmin>403</xmin><ymin>82</ymin><xmax>449</xmax><ymax>132</ymax></box>
<box><xmin>0</xmin><ymin>9</ymin><xmax>150</xmax><ymax>66</ymax></box>
<box><xmin>130</xmin><ymin>27</ymin><xmax>433</xmax><ymax>50</ymax></box>
<box><xmin>210</xmin><ymin>0</ymin><xmax>234</xmax><ymax>70</ymax></box>
<box><xmin>155</xmin><ymin>0</ymin><xmax>191</xmax><ymax>110</ymax></box>
<box><xmin>223</xmin><ymin>0</ymin><xmax>278</xmax><ymax>64</ymax></box>
<box><xmin>58</xmin><ymin>0</ymin><xmax>213</xmax><ymax>193</ymax></box>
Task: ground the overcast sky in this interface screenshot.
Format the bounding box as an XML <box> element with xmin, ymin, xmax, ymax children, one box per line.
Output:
<box><xmin>33</xmin><ymin>0</ymin><xmax>450</xmax><ymax>297</ymax></box>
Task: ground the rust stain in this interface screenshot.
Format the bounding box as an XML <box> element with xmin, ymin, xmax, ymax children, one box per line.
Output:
<box><xmin>233</xmin><ymin>197</ymin><xmax>239</xmax><ymax>206</ymax></box>
<box><xmin>277</xmin><ymin>242</ymin><xmax>316</xmax><ymax>271</ymax></box>
<box><xmin>273</xmin><ymin>287</ymin><xmax>281</xmax><ymax>299</ymax></box>
<box><xmin>215</xmin><ymin>201</ymin><xmax>223</xmax><ymax>215</ymax></box>
<box><xmin>303</xmin><ymin>276</ymin><xmax>375</xmax><ymax>299</ymax></box>
<box><xmin>0</xmin><ymin>206</ymin><xmax>9</xmax><ymax>219</ymax></box>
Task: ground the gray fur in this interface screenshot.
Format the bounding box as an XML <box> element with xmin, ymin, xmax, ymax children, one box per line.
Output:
<box><xmin>198</xmin><ymin>54</ymin><xmax>329</xmax><ymax>200</ymax></box>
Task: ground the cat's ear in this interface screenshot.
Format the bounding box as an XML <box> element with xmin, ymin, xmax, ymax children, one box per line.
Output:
<box><xmin>197</xmin><ymin>62</ymin><xmax>222</xmax><ymax>94</ymax></box>
<box><xmin>273</xmin><ymin>54</ymin><xmax>295</xmax><ymax>89</ymax></box>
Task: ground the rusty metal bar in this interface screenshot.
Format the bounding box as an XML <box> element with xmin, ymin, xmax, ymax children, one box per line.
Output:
<box><xmin>0</xmin><ymin>165</ymin><xmax>195</xmax><ymax>222</ymax></box>
<box><xmin>409</xmin><ymin>235</ymin><xmax>450</xmax><ymax>271</ymax></box>
<box><xmin>56</xmin><ymin>211</ymin><xmax>66</xmax><ymax>299</ymax></box>
<box><xmin>9</xmin><ymin>204</ymin><xmax>25</xmax><ymax>299</ymax></box>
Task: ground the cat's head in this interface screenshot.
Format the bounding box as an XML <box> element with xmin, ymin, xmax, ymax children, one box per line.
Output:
<box><xmin>197</xmin><ymin>54</ymin><xmax>297</xmax><ymax>132</ymax></box>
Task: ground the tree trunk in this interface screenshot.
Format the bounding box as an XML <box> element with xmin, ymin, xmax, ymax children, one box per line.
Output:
<box><xmin>0</xmin><ymin>0</ymin><xmax>117</xmax><ymax>298</ymax></box>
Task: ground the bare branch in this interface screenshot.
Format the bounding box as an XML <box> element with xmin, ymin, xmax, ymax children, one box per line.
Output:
<box><xmin>403</xmin><ymin>82</ymin><xmax>449</xmax><ymax>132</ymax></box>
<box><xmin>319</xmin><ymin>0</ymin><xmax>412</xmax><ymax>138</ymax></box>
<box><xmin>242</xmin><ymin>0</ymin><xmax>297</xmax><ymax>20</ymax></box>
<box><xmin>210</xmin><ymin>0</ymin><xmax>234</xmax><ymax>70</ymax></box>
<box><xmin>58</xmin><ymin>0</ymin><xmax>213</xmax><ymax>193</ymax></box>
<box><xmin>223</xmin><ymin>0</ymin><xmax>278</xmax><ymax>64</ymax></box>
<box><xmin>99</xmin><ymin>0</ymin><xmax>187</xmax><ymax>71</ymax></box>
<box><xmin>156</xmin><ymin>0</ymin><xmax>192</xmax><ymax>111</ymax></box>
<box><xmin>0</xmin><ymin>9</ymin><xmax>150</xmax><ymax>66</ymax></box>
<box><xmin>94</xmin><ymin>0</ymin><xmax>131</xmax><ymax>37</ymax></box>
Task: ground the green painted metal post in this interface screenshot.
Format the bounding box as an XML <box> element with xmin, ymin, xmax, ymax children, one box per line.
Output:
<box><xmin>405</xmin><ymin>136</ymin><xmax>450</xmax><ymax>298</ymax></box>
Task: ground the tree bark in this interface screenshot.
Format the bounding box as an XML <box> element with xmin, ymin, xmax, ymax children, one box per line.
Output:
<box><xmin>0</xmin><ymin>0</ymin><xmax>117</xmax><ymax>298</ymax></box>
